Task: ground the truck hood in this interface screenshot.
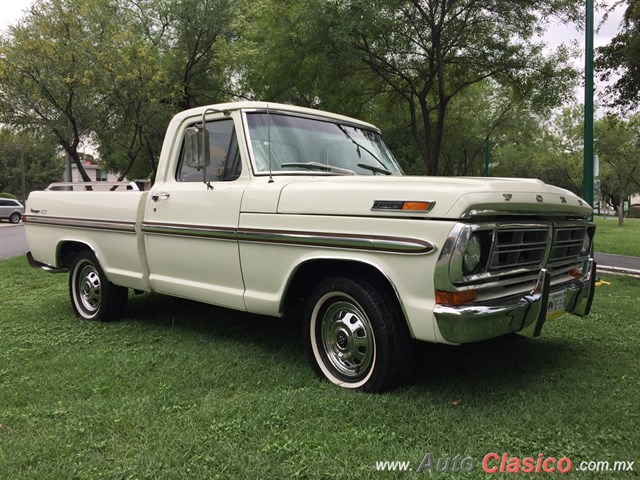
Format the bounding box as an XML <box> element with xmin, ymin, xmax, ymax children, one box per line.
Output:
<box><xmin>276</xmin><ymin>176</ymin><xmax>591</xmax><ymax>219</ymax></box>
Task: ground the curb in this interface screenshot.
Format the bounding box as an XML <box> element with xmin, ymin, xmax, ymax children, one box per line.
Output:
<box><xmin>597</xmin><ymin>264</ymin><xmax>640</xmax><ymax>278</ymax></box>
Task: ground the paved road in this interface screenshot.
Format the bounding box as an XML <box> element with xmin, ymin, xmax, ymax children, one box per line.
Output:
<box><xmin>594</xmin><ymin>252</ymin><xmax>640</xmax><ymax>275</ymax></box>
<box><xmin>0</xmin><ymin>223</ymin><xmax>28</xmax><ymax>260</ymax></box>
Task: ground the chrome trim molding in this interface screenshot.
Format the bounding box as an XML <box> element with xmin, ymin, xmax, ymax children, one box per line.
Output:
<box><xmin>461</xmin><ymin>209</ymin><xmax>590</xmax><ymax>220</ymax></box>
<box><xmin>371</xmin><ymin>200</ymin><xmax>436</xmax><ymax>213</ymax></box>
<box><xmin>142</xmin><ymin>222</ymin><xmax>236</xmax><ymax>241</ymax></box>
<box><xmin>141</xmin><ymin>222</ymin><xmax>436</xmax><ymax>255</ymax></box>
<box><xmin>23</xmin><ymin>215</ymin><xmax>136</xmax><ymax>233</ymax></box>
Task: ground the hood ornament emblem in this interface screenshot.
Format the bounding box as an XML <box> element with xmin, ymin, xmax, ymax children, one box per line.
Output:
<box><xmin>536</xmin><ymin>195</ymin><xmax>544</xmax><ymax>203</ymax></box>
<box><xmin>503</xmin><ymin>194</ymin><xmax>512</xmax><ymax>201</ymax></box>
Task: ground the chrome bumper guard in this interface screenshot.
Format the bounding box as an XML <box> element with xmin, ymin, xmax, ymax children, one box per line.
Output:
<box><xmin>433</xmin><ymin>258</ymin><xmax>596</xmax><ymax>344</ymax></box>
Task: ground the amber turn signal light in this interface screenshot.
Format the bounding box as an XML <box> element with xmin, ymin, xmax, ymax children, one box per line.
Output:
<box><xmin>402</xmin><ymin>201</ymin><xmax>432</xmax><ymax>211</ymax></box>
<box><xmin>569</xmin><ymin>268</ymin><xmax>582</xmax><ymax>279</ymax></box>
<box><xmin>435</xmin><ymin>289</ymin><xmax>477</xmax><ymax>306</ymax></box>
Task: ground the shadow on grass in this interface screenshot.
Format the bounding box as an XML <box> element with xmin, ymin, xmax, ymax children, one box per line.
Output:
<box><xmin>410</xmin><ymin>335</ymin><xmax>578</xmax><ymax>392</ymax></box>
<box><xmin>123</xmin><ymin>292</ymin><xmax>579</xmax><ymax>395</ymax></box>
<box><xmin>125</xmin><ymin>292</ymin><xmax>305</xmax><ymax>353</ymax></box>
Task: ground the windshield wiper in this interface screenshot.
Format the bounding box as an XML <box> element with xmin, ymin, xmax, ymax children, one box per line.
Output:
<box><xmin>336</xmin><ymin>124</ymin><xmax>390</xmax><ymax>172</ymax></box>
<box><xmin>280</xmin><ymin>162</ymin><xmax>356</xmax><ymax>175</ymax></box>
<box><xmin>357</xmin><ymin>163</ymin><xmax>391</xmax><ymax>175</ymax></box>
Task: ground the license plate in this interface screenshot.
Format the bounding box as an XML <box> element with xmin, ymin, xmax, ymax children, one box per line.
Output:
<box><xmin>546</xmin><ymin>290</ymin><xmax>567</xmax><ymax>320</ymax></box>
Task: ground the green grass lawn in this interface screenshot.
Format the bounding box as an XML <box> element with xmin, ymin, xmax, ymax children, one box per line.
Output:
<box><xmin>1</xmin><ymin>256</ymin><xmax>638</xmax><ymax>479</ymax></box>
<box><xmin>594</xmin><ymin>216</ymin><xmax>640</xmax><ymax>257</ymax></box>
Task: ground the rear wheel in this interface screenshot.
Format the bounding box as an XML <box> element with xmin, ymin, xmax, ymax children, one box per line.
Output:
<box><xmin>9</xmin><ymin>212</ymin><xmax>21</xmax><ymax>223</ymax></box>
<box><xmin>69</xmin><ymin>251</ymin><xmax>127</xmax><ymax>321</ymax></box>
<box><xmin>304</xmin><ymin>275</ymin><xmax>412</xmax><ymax>392</ymax></box>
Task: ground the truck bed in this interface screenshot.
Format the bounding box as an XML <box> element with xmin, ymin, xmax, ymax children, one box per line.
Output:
<box><xmin>24</xmin><ymin>190</ymin><xmax>151</xmax><ymax>292</ymax></box>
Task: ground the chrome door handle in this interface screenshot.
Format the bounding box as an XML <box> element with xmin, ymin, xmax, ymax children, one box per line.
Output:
<box><xmin>151</xmin><ymin>192</ymin><xmax>170</xmax><ymax>201</ymax></box>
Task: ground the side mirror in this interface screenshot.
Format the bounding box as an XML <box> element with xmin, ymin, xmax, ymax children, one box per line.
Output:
<box><xmin>184</xmin><ymin>125</ymin><xmax>210</xmax><ymax>170</ymax></box>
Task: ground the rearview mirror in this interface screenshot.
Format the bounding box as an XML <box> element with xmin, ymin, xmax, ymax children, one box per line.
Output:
<box><xmin>184</xmin><ymin>125</ymin><xmax>210</xmax><ymax>170</ymax></box>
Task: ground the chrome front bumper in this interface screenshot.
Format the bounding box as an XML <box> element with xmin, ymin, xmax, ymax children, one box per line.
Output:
<box><xmin>433</xmin><ymin>259</ymin><xmax>596</xmax><ymax>344</ymax></box>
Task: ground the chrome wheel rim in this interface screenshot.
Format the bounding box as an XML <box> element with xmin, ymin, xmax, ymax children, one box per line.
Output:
<box><xmin>77</xmin><ymin>262</ymin><xmax>101</xmax><ymax>314</ymax></box>
<box><xmin>320</xmin><ymin>300</ymin><xmax>374</xmax><ymax>379</ymax></box>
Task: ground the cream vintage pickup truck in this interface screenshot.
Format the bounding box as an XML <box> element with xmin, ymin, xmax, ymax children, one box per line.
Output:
<box><xmin>24</xmin><ymin>102</ymin><xmax>596</xmax><ymax>392</ymax></box>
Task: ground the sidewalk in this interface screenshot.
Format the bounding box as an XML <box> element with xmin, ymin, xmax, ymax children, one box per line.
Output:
<box><xmin>595</xmin><ymin>252</ymin><xmax>640</xmax><ymax>277</ymax></box>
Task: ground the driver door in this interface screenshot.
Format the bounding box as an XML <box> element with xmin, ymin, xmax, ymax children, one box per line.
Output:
<box><xmin>143</xmin><ymin>116</ymin><xmax>248</xmax><ymax>310</ymax></box>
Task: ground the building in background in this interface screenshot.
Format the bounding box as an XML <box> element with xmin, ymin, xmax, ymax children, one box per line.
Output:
<box><xmin>62</xmin><ymin>154</ymin><xmax>120</xmax><ymax>183</ymax></box>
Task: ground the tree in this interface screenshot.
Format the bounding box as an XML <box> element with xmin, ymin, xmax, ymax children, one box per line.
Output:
<box><xmin>236</xmin><ymin>0</ymin><xmax>580</xmax><ymax>175</ymax></box>
<box><xmin>349</xmin><ymin>0</ymin><xmax>582</xmax><ymax>175</ymax></box>
<box><xmin>0</xmin><ymin>0</ymin><xmax>119</xmax><ymax>182</ymax></box>
<box><xmin>0</xmin><ymin>127</ymin><xmax>63</xmax><ymax>199</ymax></box>
<box><xmin>91</xmin><ymin>7</ymin><xmax>177</xmax><ymax>182</ymax></box>
<box><xmin>490</xmin><ymin>104</ymin><xmax>587</xmax><ymax>196</ymax></box>
<box><xmin>595</xmin><ymin>114</ymin><xmax>640</xmax><ymax>226</ymax></box>
<box><xmin>95</xmin><ymin>0</ymin><xmax>238</xmax><ymax>181</ymax></box>
<box><xmin>597</xmin><ymin>0</ymin><xmax>640</xmax><ymax>110</ymax></box>
<box><xmin>168</xmin><ymin>0</ymin><xmax>237</xmax><ymax>109</ymax></box>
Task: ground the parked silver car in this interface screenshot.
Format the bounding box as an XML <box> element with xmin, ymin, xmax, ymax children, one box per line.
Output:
<box><xmin>0</xmin><ymin>198</ymin><xmax>24</xmax><ymax>223</ymax></box>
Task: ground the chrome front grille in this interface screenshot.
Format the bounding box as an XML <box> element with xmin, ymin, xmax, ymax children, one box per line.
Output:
<box><xmin>489</xmin><ymin>228</ymin><xmax>549</xmax><ymax>271</ymax></box>
<box><xmin>549</xmin><ymin>226</ymin><xmax>587</xmax><ymax>266</ymax></box>
<box><xmin>445</xmin><ymin>221</ymin><xmax>593</xmax><ymax>288</ymax></box>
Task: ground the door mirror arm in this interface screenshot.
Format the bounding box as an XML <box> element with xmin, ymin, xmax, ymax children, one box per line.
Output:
<box><xmin>184</xmin><ymin>107</ymin><xmax>230</xmax><ymax>189</ymax></box>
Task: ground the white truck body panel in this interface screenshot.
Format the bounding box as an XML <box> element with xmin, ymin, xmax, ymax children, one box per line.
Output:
<box><xmin>24</xmin><ymin>102</ymin><xmax>595</xmax><ymax>348</ymax></box>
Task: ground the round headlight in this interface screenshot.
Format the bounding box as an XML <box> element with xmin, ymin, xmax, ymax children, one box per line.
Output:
<box><xmin>463</xmin><ymin>234</ymin><xmax>482</xmax><ymax>275</ymax></box>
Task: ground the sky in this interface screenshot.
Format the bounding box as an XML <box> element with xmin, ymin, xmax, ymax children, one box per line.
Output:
<box><xmin>1</xmin><ymin>0</ymin><xmax>34</xmax><ymax>33</ymax></box>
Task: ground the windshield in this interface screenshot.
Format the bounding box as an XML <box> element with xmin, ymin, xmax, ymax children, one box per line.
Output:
<box><xmin>245</xmin><ymin>112</ymin><xmax>403</xmax><ymax>176</ymax></box>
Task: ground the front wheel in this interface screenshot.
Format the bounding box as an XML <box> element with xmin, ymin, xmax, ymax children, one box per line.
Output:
<box><xmin>69</xmin><ymin>251</ymin><xmax>127</xmax><ymax>321</ymax></box>
<box><xmin>304</xmin><ymin>276</ymin><xmax>412</xmax><ymax>392</ymax></box>
<box><xmin>9</xmin><ymin>212</ymin><xmax>21</xmax><ymax>223</ymax></box>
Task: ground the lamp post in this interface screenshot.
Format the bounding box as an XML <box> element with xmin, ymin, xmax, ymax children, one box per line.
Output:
<box><xmin>584</xmin><ymin>0</ymin><xmax>594</xmax><ymax>215</ymax></box>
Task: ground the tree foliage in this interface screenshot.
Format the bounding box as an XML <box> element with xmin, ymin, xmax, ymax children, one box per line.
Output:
<box><xmin>0</xmin><ymin>0</ymin><xmax>237</xmax><ymax>184</ymax></box>
<box><xmin>0</xmin><ymin>0</ymin><xmax>587</xmax><ymax>186</ymax></box>
<box><xmin>597</xmin><ymin>0</ymin><xmax>640</xmax><ymax>110</ymax></box>
<box><xmin>90</xmin><ymin>4</ymin><xmax>176</xmax><ymax>181</ymax></box>
<box><xmin>236</xmin><ymin>0</ymin><xmax>581</xmax><ymax>175</ymax></box>
<box><xmin>595</xmin><ymin>114</ymin><xmax>640</xmax><ymax>225</ymax></box>
<box><xmin>489</xmin><ymin>104</ymin><xmax>585</xmax><ymax>195</ymax></box>
<box><xmin>0</xmin><ymin>127</ymin><xmax>62</xmax><ymax>199</ymax></box>
<box><xmin>0</xmin><ymin>0</ymin><xmax>116</xmax><ymax>181</ymax></box>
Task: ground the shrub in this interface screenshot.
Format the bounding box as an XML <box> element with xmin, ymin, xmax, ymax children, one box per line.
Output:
<box><xmin>0</xmin><ymin>192</ymin><xmax>17</xmax><ymax>199</ymax></box>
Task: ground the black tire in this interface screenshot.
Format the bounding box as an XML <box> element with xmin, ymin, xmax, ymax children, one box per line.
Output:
<box><xmin>9</xmin><ymin>212</ymin><xmax>21</xmax><ymax>224</ymax></box>
<box><xmin>304</xmin><ymin>275</ymin><xmax>412</xmax><ymax>392</ymax></box>
<box><xmin>69</xmin><ymin>250</ymin><xmax>128</xmax><ymax>321</ymax></box>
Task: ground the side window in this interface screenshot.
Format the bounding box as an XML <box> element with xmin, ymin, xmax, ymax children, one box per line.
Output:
<box><xmin>177</xmin><ymin>118</ymin><xmax>241</xmax><ymax>182</ymax></box>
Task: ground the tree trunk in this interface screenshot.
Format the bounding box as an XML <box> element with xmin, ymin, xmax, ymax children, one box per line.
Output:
<box><xmin>618</xmin><ymin>189</ymin><xmax>625</xmax><ymax>226</ymax></box>
<box><xmin>67</xmin><ymin>149</ymin><xmax>92</xmax><ymax>183</ymax></box>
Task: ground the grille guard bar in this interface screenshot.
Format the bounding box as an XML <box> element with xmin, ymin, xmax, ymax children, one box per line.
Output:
<box><xmin>433</xmin><ymin>258</ymin><xmax>597</xmax><ymax>344</ymax></box>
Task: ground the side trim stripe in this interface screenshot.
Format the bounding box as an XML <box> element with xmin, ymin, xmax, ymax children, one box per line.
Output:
<box><xmin>24</xmin><ymin>215</ymin><xmax>136</xmax><ymax>233</ymax></box>
<box><xmin>141</xmin><ymin>222</ymin><xmax>435</xmax><ymax>255</ymax></box>
<box><xmin>24</xmin><ymin>216</ymin><xmax>436</xmax><ymax>255</ymax></box>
